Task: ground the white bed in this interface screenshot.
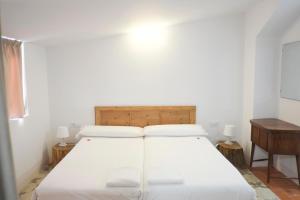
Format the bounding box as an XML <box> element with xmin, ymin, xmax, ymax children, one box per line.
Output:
<box><xmin>32</xmin><ymin>106</ymin><xmax>256</xmax><ymax>200</ymax></box>
<box><xmin>143</xmin><ymin>136</ymin><xmax>256</xmax><ymax>200</ymax></box>
<box><xmin>32</xmin><ymin>137</ymin><xmax>144</xmax><ymax>200</ymax></box>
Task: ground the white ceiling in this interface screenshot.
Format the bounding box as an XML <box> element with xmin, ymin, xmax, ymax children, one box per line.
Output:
<box><xmin>0</xmin><ymin>0</ymin><xmax>259</xmax><ymax>46</ymax></box>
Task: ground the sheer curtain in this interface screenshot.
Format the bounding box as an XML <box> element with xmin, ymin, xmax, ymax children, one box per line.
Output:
<box><xmin>2</xmin><ymin>38</ymin><xmax>25</xmax><ymax>119</ymax></box>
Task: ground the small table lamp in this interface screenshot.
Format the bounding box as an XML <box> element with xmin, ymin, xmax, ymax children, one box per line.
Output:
<box><xmin>57</xmin><ymin>126</ymin><xmax>69</xmax><ymax>147</ymax></box>
<box><xmin>223</xmin><ymin>125</ymin><xmax>235</xmax><ymax>145</ymax></box>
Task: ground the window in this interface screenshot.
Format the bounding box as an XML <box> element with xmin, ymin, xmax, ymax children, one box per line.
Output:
<box><xmin>2</xmin><ymin>37</ymin><xmax>27</xmax><ymax>119</ymax></box>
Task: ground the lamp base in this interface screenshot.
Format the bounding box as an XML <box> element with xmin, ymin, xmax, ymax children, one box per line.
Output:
<box><xmin>224</xmin><ymin>140</ymin><xmax>233</xmax><ymax>145</ymax></box>
<box><xmin>58</xmin><ymin>142</ymin><xmax>67</xmax><ymax>147</ymax></box>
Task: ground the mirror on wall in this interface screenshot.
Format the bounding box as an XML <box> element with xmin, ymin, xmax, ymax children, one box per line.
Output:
<box><xmin>281</xmin><ymin>41</ymin><xmax>300</xmax><ymax>101</ymax></box>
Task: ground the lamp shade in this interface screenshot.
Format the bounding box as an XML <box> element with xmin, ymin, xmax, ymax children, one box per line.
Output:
<box><xmin>56</xmin><ymin>126</ymin><xmax>69</xmax><ymax>139</ymax></box>
<box><xmin>223</xmin><ymin>125</ymin><xmax>235</xmax><ymax>137</ymax></box>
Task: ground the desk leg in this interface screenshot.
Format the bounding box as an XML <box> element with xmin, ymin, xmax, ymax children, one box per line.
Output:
<box><xmin>250</xmin><ymin>143</ymin><xmax>255</xmax><ymax>168</ymax></box>
<box><xmin>267</xmin><ymin>153</ymin><xmax>273</xmax><ymax>183</ymax></box>
<box><xmin>296</xmin><ymin>155</ymin><xmax>300</xmax><ymax>185</ymax></box>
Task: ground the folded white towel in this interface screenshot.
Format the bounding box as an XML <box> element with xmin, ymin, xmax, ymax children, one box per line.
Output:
<box><xmin>106</xmin><ymin>167</ymin><xmax>141</xmax><ymax>187</ymax></box>
<box><xmin>147</xmin><ymin>168</ymin><xmax>184</xmax><ymax>185</ymax></box>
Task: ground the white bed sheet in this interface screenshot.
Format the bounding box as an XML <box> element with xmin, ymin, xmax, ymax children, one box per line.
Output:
<box><xmin>32</xmin><ymin>137</ymin><xmax>144</xmax><ymax>200</ymax></box>
<box><xmin>143</xmin><ymin>137</ymin><xmax>256</xmax><ymax>200</ymax></box>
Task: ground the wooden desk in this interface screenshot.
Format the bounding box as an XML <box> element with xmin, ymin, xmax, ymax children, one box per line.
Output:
<box><xmin>250</xmin><ymin>118</ymin><xmax>300</xmax><ymax>184</ymax></box>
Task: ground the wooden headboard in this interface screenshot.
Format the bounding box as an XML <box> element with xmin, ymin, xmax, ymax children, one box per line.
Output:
<box><xmin>95</xmin><ymin>106</ymin><xmax>196</xmax><ymax>127</ymax></box>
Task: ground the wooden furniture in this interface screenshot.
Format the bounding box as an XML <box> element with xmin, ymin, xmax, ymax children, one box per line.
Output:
<box><xmin>250</xmin><ymin>118</ymin><xmax>300</xmax><ymax>183</ymax></box>
<box><xmin>95</xmin><ymin>106</ymin><xmax>196</xmax><ymax>127</ymax></box>
<box><xmin>52</xmin><ymin>143</ymin><xmax>75</xmax><ymax>166</ymax></box>
<box><xmin>217</xmin><ymin>141</ymin><xmax>246</xmax><ymax>169</ymax></box>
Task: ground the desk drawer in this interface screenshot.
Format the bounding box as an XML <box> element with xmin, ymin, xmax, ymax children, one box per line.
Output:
<box><xmin>251</xmin><ymin>126</ymin><xmax>268</xmax><ymax>150</ymax></box>
<box><xmin>272</xmin><ymin>134</ymin><xmax>300</xmax><ymax>154</ymax></box>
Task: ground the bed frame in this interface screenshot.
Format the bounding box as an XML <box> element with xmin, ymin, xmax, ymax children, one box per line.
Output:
<box><xmin>95</xmin><ymin>106</ymin><xmax>196</xmax><ymax>127</ymax></box>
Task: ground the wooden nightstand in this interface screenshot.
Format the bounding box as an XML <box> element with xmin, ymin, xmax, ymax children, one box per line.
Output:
<box><xmin>216</xmin><ymin>141</ymin><xmax>246</xmax><ymax>169</ymax></box>
<box><xmin>52</xmin><ymin>143</ymin><xmax>75</xmax><ymax>166</ymax></box>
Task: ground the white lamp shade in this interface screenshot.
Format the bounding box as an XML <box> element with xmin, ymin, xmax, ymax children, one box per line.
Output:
<box><xmin>56</xmin><ymin>126</ymin><xmax>69</xmax><ymax>139</ymax></box>
<box><xmin>223</xmin><ymin>125</ymin><xmax>235</xmax><ymax>137</ymax></box>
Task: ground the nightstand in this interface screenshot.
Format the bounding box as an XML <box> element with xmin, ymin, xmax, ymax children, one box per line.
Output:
<box><xmin>216</xmin><ymin>141</ymin><xmax>246</xmax><ymax>169</ymax></box>
<box><xmin>52</xmin><ymin>143</ymin><xmax>75</xmax><ymax>166</ymax></box>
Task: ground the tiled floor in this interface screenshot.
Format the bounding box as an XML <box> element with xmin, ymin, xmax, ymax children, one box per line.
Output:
<box><xmin>240</xmin><ymin>169</ymin><xmax>279</xmax><ymax>200</ymax></box>
<box><xmin>251</xmin><ymin>167</ymin><xmax>300</xmax><ymax>200</ymax></box>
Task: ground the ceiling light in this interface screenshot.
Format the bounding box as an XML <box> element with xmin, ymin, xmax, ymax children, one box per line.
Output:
<box><xmin>128</xmin><ymin>23</ymin><xmax>168</xmax><ymax>48</ymax></box>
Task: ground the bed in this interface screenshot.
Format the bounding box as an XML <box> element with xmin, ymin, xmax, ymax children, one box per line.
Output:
<box><xmin>32</xmin><ymin>106</ymin><xmax>255</xmax><ymax>200</ymax></box>
<box><xmin>143</xmin><ymin>136</ymin><xmax>256</xmax><ymax>200</ymax></box>
<box><xmin>32</xmin><ymin>137</ymin><xmax>144</xmax><ymax>200</ymax></box>
<box><xmin>32</xmin><ymin>106</ymin><xmax>195</xmax><ymax>200</ymax></box>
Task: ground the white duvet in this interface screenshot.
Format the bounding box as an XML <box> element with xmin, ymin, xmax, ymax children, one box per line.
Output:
<box><xmin>143</xmin><ymin>137</ymin><xmax>256</xmax><ymax>200</ymax></box>
<box><xmin>32</xmin><ymin>137</ymin><xmax>144</xmax><ymax>200</ymax></box>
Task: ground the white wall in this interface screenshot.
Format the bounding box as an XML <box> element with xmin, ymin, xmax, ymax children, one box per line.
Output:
<box><xmin>46</xmin><ymin>14</ymin><xmax>244</xmax><ymax>144</ymax></box>
<box><xmin>277</xmin><ymin>16</ymin><xmax>300</xmax><ymax>183</ymax></box>
<box><xmin>253</xmin><ymin>37</ymin><xmax>280</xmax><ymax>119</ymax></box>
<box><xmin>9</xmin><ymin>43</ymin><xmax>50</xmax><ymax>191</ymax></box>
<box><xmin>249</xmin><ymin>36</ymin><xmax>281</xmax><ymax>167</ymax></box>
<box><xmin>241</xmin><ymin>0</ymin><xmax>279</xmax><ymax>160</ymax></box>
<box><xmin>241</xmin><ymin>0</ymin><xmax>300</xmax><ymax>167</ymax></box>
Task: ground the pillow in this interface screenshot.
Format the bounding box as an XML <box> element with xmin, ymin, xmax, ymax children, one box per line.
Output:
<box><xmin>144</xmin><ymin>124</ymin><xmax>207</xmax><ymax>137</ymax></box>
<box><xmin>77</xmin><ymin>125</ymin><xmax>143</xmax><ymax>138</ymax></box>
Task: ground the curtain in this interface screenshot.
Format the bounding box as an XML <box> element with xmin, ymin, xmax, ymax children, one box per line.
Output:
<box><xmin>2</xmin><ymin>39</ymin><xmax>25</xmax><ymax>118</ymax></box>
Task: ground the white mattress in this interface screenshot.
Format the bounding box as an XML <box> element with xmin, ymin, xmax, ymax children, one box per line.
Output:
<box><xmin>143</xmin><ymin>137</ymin><xmax>256</xmax><ymax>200</ymax></box>
<box><xmin>32</xmin><ymin>137</ymin><xmax>144</xmax><ymax>200</ymax></box>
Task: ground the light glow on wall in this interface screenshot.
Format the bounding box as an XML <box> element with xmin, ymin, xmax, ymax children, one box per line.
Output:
<box><xmin>128</xmin><ymin>23</ymin><xmax>168</xmax><ymax>49</ymax></box>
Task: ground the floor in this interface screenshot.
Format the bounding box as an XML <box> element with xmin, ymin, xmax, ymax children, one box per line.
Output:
<box><xmin>19</xmin><ymin>169</ymin><xmax>49</xmax><ymax>200</ymax></box>
<box><xmin>240</xmin><ymin>169</ymin><xmax>279</xmax><ymax>200</ymax></box>
<box><xmin>251</xmin><ymin>167</ymin><xmax>300</xmax><ymax>200</ymax></box>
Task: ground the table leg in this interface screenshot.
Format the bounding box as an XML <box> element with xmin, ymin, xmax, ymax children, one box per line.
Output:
<box><xmin>250</xmin><ymin>142</ymin><xmax>255</xmax><ymax>168</ymax></box>
<box><xmin>296</xmin><ymin>155</ymin><xmax>300</xmax><ymax>185</ymax></box>
<box><xmin>267</xmin><ymin>153</ymin><xmax>273</xmax><ymax>183</ymax></box>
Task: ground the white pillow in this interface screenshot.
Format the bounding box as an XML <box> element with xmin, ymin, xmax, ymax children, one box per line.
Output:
<box><xmin>144</xmin><ymin>124</ymin><xmax>207</xmax><ymax>137</ymax></box>
<box><xmin>77</xmin><ymin>125</ymin><xmax>144</xmax><ymax>138</ymax></box>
